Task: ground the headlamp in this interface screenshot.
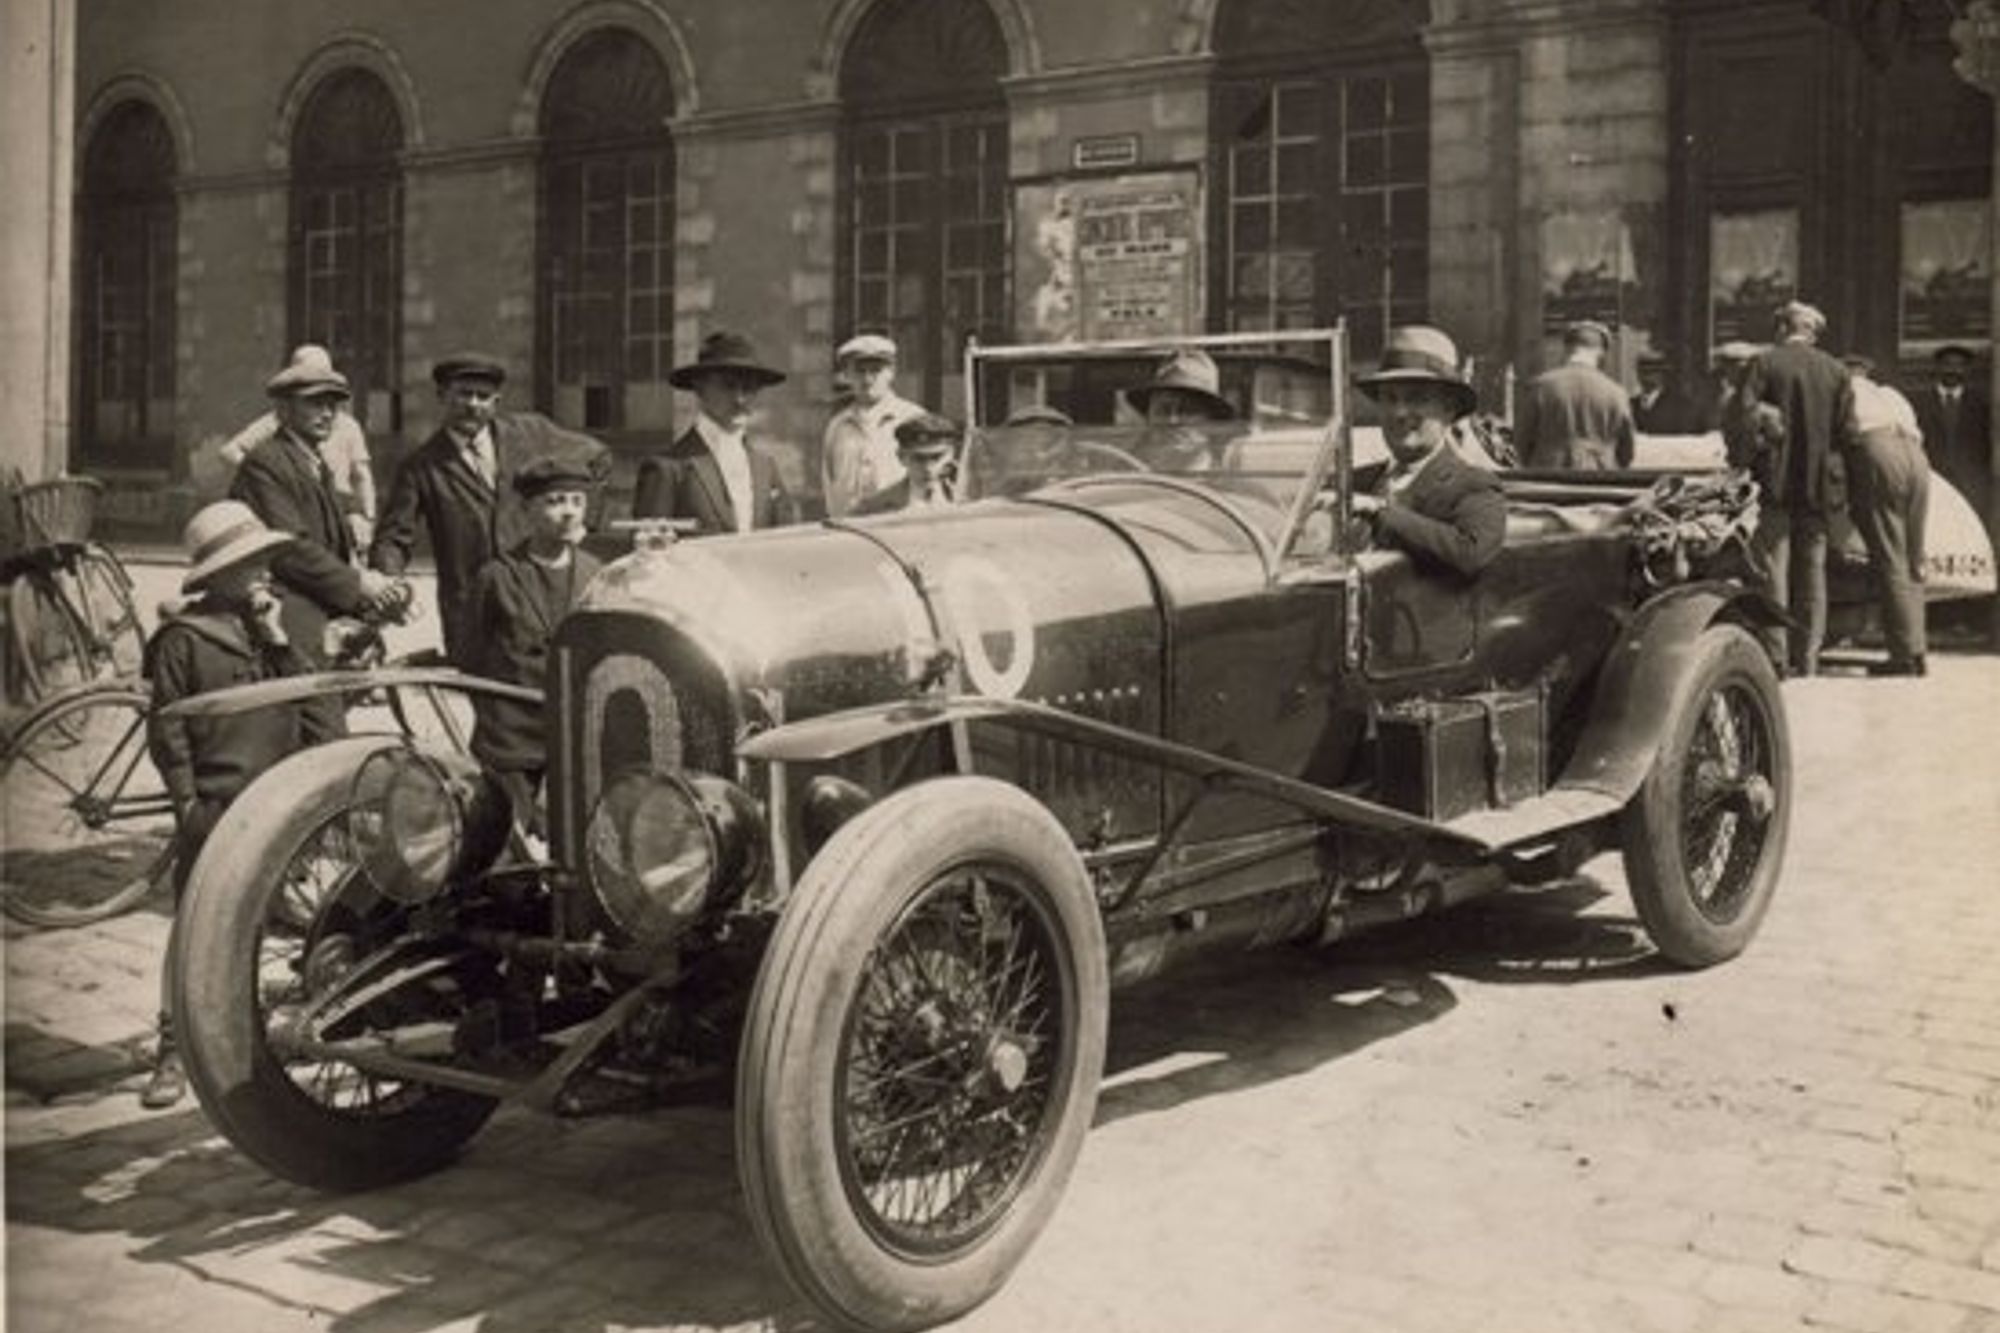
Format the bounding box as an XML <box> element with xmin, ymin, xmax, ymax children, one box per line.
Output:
<box><xmin>350</xmin><ymin>745</ymin><xmax>512</xmax><ymax>904</ymax></box>
<box><xmin>585</xmin><ymin>770</ymin><xmax>762</xmax><ymax>946</ymax></box>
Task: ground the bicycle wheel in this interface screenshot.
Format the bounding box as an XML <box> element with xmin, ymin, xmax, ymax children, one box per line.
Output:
<box><xmin>8</xmin><ymin>570</ymin><xmax>94</xmax><ymax>703</ymax></box>
<box><xmin>1</xmin><ymin>684</ymin><xmax>175</xmax><ymax>927</ymax></box>
<box><xmin>74</xmin><ymin>545</ymin><xmax>147</xmax><ymax>678</ymax></box>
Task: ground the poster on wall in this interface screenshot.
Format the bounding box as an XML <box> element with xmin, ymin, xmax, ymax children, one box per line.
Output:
<box><xmin>1900</xmin><ymin>198</ymin><xmax>1991</xmax><ymax>355</ymax></box>
<box><xmin>1709</xmin><ymin>210</ymin><xmax>1798</xmax><ymax>348</ymax></box>
<box><xmin>1540</xmin><ymin>211</ymin><xmax>1634</xmax><ymax>340</ymax></box>
<box><xmin>1014</xmin><ymin>170</ymin><xmax>1201</xmax><ymax>343</ymax></box>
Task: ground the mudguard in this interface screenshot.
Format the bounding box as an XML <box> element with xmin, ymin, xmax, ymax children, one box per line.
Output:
<box><xmin>1553</xmin><ymin>581</ymin><xmax>1784</xmax><ymax>803</ymax></box>
<box><xmin>157</xmin><ymin>666</ymin><xmax>541</xmax><ymax>720</ymax></box>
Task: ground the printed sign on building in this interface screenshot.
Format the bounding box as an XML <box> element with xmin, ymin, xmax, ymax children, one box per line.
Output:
<box><xmin>1016</xmin><ymin>170</ymin><xmax>1202</xmax><ymax>343</ymax></box>
<box><xmin>1709</xmin><ymin>210</ymin><xmax>1798</xmax><ymax>348</ymax></box>
<box><xmin>1900</xmin><ymin>198</ymin><xmax>1992</xmax><ymax>355</ymax></box>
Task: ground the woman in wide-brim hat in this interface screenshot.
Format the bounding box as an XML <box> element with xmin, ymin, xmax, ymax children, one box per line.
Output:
<box><xmin>1354</xmin><ymin>325</ymin><xmax>1479</xmax><ymax>420</ymax></box>
<box><xmin>668</xmin><ymin>330</ymin><xmax>787</xmax><ymax>390</ymax></box>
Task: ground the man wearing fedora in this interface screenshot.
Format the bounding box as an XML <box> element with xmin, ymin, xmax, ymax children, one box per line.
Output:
<box><xmin>221</xmin><ymin>345</ymin><xmax>378</xmax><ymax>550</ymax></box>
<box><xmin>143</xmin><ymin>500</ymin><xmax>334</xmax><ymax>1107</ymax></box>
<box><xmin>853</xmin><ymin>412</ymin><xmax>964</xmax><ymax>515</ymax></box>
<box><xmin>1738</xmin><ymin>300</ymin><xmax>1857</xmax><ymax>676</ymax></box>
<box><xmin>634</xmin><ymin>330</ymin><xmax>794</xmax><ymax>534</ymax></box>
<box><xmin>230</xmin><ymin>348</ymin><xmax>407</xmax><ymax>734</ymax></box>
<box><xmin>1352</xmin><ymin>325</ymin><xmax>1506</xmax><ymax>578</ymax></box>
<box><xmin>822</xmin><ymin>332</ymin><xmax>924</xmax><ymax>517</ymax></box>
<box><xmin>1516</xmin><ymin>319</ymin><xmax>1636</xmax><ymax>470</ymax></box>
<box><xmin>1912</xmin><ymin>342</ymin><xmax>1991</xmax><ymax>528</ymax></box>
<box><xmin>1127</xmin><ymin>347</ymin><xmax>1237</xmax><ymax>471</ymax></box>
<box><xmin>369</xmin><ymin>353</ymin><xmax>610</xmax><ymax>668</ymax></box>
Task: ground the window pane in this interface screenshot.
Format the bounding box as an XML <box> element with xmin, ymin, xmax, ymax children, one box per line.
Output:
<box><xmin>1276</xmin><ymin>82</ymin><xmax>1321</xmax><ymax>138</ymax></box>
<box><xmin>1389</xmin><ymin>128</ymin><xmax>1428</xmax><ymax>182</ymax></box>
<box><xmin>1348</xmin><ymin>77</ymin><xmax>1388</xmax><ymax>131</ymax></box>
<box><xmin>1233</xmin><ymin>145</ymin><xmax>1271</xmax><ymax>198</ymax></box>
<box><xmin>1276</xmin><ymin>199</ymin><xmax>1315</xmax><ymax>248</ymax></box>
<box><xmin>1346</xmin><ymin>135</ymin><xmax>1385</xmax><ymax>188</ymax></box>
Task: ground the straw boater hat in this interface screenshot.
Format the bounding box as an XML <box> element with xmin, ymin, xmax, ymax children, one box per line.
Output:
<box><xmin>1712</xmin><ymin>341</ymin><xmax>1762</xmax><ymax>364</ymax></box>
<box><xmin>670</xmin><ymin>331</ymin><xmax>787</xmax><ymax>390</ymax></box>
<box><xmin>1125</xmin><ymin>348</ymin><xmax>1236</xmax><ymax>420</ymax></box>
<box><xmin>1355</xmin><ymin>325</ymin><xmax>1479</xmax><ymax>420</ymax></box>
<box><xmin>180</xmin><ymin>500</ymin><xmax>294</xmax><ymax>593</ymax></box>
<box><xmin>265</xmin><ymin>345</ymin><xmax>351</xmax><ymax>398</ymax></box>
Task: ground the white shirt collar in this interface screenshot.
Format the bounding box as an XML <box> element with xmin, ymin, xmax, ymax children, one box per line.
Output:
<box><xmin>695</xmin><ymin>412</ymin><xmax>755</xmax><ymax>530</ymax></box>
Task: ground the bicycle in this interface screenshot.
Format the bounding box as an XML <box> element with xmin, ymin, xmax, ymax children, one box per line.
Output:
<box><xmin>1</xmin><ymin>476</ymin><xmax>147</xmax><ymax>705</ymax></box>
<box><xmin>0</xmin><ymin>592</ymin><xmax>460</xmax><ymax>929</ymax></box>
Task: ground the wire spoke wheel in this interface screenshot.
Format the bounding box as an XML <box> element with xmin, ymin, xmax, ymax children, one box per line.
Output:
<box><xmin>840</xmin><ymin>865</ymin><xmax>1064</xmax><ymax>1253</ymax></box>
<box><xmin>75</xmin><ymin>547</ymin><xmax>146</xmax><ymax>679</ymax></box>
<box><xmin>0</xmin><ymin>685</ymin><xmax>172</xmax><ymax>927</ymax></box>
<box><xmin>8</xmin><ymin>570</ymin><xmax>93</xmax><ymax>704</ymax></box>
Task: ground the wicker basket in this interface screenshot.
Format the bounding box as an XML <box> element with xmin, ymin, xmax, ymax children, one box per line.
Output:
<box><xmin>2</xmin><ymin>476</ymin><xmax>102</xmax><ymax>561</ymax></box>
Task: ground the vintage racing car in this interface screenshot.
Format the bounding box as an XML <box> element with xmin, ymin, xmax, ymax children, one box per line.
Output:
<box><xmin>167</xmin><ymin>328</ymin><xmax>1792</xmax><ymax>1332</ymax></box>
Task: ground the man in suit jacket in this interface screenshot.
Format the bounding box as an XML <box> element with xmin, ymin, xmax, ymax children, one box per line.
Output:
<box><xmin>230</xmin><ymin>351</ymin><xmax>404</xmax><ymax>734</ymax></box>
<box><xmin>1631</xmin><ymin>351</ymin><xmax>1704</xmax><ymax>436</ymax></box>
<box><xmin>369</xmin><ymin>353</ymin><xmax>610</xmax><ymax>668</ymax></box>
<box><xmin>634</xmin><ymin>331</ymin><xmax>794</xmax><ymax>534</ymax></box>
<box><xmin>1738</xmin><ymin>300</ymin><xmax>1858</xmax><ymax>676</ymax></box>
<box><xmin>1352</xmin><ymin>325</ymin><xmax>1506</xmax><ymax>578</ymax></box>
<box><xmin>1516</xmin><ymin>320</ymin><xmax>1636</xmax><ymax>470</ymax></box>
<box><xmin>852</xmin><ymin>412</ymin><xmax>963</xmax><ymax>516</ymax></box>
<box><xmin>1911</xmin><ymin>343</ymin><xmax>1991</xmax><ymax>524</ymax></box>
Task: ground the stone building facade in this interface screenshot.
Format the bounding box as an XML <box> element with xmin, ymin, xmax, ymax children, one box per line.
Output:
<box><xmin>66</xmin><ymin>0</ymin><xmax>1994</xmax><ymax>536</ymax></box>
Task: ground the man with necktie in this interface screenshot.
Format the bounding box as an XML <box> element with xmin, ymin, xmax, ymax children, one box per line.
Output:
<box><xmin>633</xmin><ymin>330</ymin><xmax>795</xmax><ymax>534</ymax></box>
<box><xmin>230</xmin><ymin>349</ymin><xmax>406</xmax><ymax>734</ymax></box>
<box><xmin>1912</xmin><ymin>343</ymin><xmax>1991</xmax><ymax>531</ymax></box>
<box><xmin>370</xmin><ymin>353</ymin><xmax>611</xmax><ymax>668</ymax></box>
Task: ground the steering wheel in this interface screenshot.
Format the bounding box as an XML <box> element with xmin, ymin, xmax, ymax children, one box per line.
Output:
<box><xmin>1062</xmin><ymin>439</ymin><xmax>1150</xmax><ymax>474</ymax></box>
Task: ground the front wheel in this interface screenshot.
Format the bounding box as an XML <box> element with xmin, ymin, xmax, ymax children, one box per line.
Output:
<box><xmin>173</xmin><ymin>737</ymin><xmax>499</xmax><ymax>1191</ymax></box>
<box><xmin>1620</xmin><ymin>623</ymin><xmax>1791</xmax><ymax>967</ymax></box>
<box><xmin>738</xmin><ymin>777</ymin><xmax>1108</xmax><ymax>1333</ymax></box>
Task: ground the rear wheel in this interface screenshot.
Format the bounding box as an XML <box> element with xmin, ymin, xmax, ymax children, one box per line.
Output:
<box><xmin>8</xmin><ymin>571</ymin><xmax>93</xmax><ymax>703</ymax></box>
<box><xmin>0</xmin><ymin>685</ymin><xmax>172</xmax><ymax>927</ymax></box>
<box><xmin>739</xmin><ymin>777</ymin><xmax>1107</xmax><ymax>1332</ymax></box>
<box><xmin>74</xmin><ymin>546</ymin><xmax>146</xmax><ymax>678</ymax></box>
<box><xmin>173</xmin><ymin>738</ymin><xmax>500</xmax><ymax>1190</ymax></box>
<box><xmin>1620</xmin><ymin>624</ymin><xmax>1791</xmax><ymax>967</ymax></box>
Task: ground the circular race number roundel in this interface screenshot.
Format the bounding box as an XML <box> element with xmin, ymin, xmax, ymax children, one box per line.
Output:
<box><xmin>940</xmin><ymin>555</ymin><xmax>1035</xmax><ymax>699</ymax></box>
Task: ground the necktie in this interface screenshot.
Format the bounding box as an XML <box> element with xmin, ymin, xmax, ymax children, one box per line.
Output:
<box><xmin>465</xmin><ymin>438</ymin><xmax>494</xmax><ymax>488</ymax></box>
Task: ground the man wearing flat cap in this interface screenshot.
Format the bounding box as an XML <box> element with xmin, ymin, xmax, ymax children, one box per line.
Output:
<box><xmin>220</xmin><ymin>345</ymin><xmax>378</xmax><ymax>549</ymax></box>
<box><xmin>822</xmin><ymin>333</ymin><xmax>925</xmax><ymax>517</ymax></box>
<box><xmin>634</xmin><ymin>330</ymin><xmax>794</xmax><ymax>534</ymax></box>
<box><xmin>853</xmin><ymin>413</ymin><xmax>964</xmax><ymax>515</ymax></box>
<box><xmin>467</xmin><ymin>454</ymin><xmax>605</xmax><ymax>830</ymax></box>
<box><xmin>1516</xmin><ymin>320</ymin><xmax>1636</xmax><ymax>470</ymax></box>
<box><xmin>1631</xmin><ymin>350</ymin><xmax>1702</xmax><ymax>436</ymax></box>
<box><xmin>1352</xmin><ymin>325</ymin><xmax>1506</xmax><ymax>577</ymax></box>
<box><xmin>230</xmin><ymin>347</ymin><xmax>407</xmax><ymax>734</ymax></box>
<box><xmin>369</xmin><ymin>353</ymin><xmax>610</xmax><ymax>668</ymax></box>
<box><xmin>1736</xmin><ymin>299</ymin><xmax>1858</xmax><ymax>676</ymax></box>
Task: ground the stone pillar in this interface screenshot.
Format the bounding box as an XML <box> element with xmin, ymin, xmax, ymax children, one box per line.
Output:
<box><xmin>0</xmin><ymin>0</ymin><xmax>76</xmax><ymax>482</ymax></box>
<box><xmin>1950</xmin><ymin>0</ymin><xmax>2000</xmax><ymax>645</ymax></box>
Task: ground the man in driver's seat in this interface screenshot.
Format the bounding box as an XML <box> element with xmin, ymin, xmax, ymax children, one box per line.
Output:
<box><xmin>1352</xmin><ymin>325</ymin><xmax>1505</xmax><ymax>577</ymax></box>
<box><xmin>1126</xmin><ymin>347</ymin><xmax>1237</xmax><ymax>471</ymax></box>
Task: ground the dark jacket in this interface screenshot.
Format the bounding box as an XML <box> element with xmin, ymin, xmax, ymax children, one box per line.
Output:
<box><xmin>1632</xmin><ymin>384</ymin><xmax>1704</xmax><ymax>436</ymax></box>
<box><xmin>1517</xmin><ymin>363</ymin><xmax>1636</xmax><ymax>469</ymax></box>
<box><xmin>468</xmin><ymin>543</ymin><xmax>603</xmax><ymax>776</ymax></box>
<box><xmin>632</xmin><ymin>424</ymin><xmax>792</xmax><ymax>534</ymax></box>
<box><xmin>1372</xmin><ymin>448</ymin><xmax>1507</xmax><ymax>577</ymax></box>
<box><xmin>230</xmin><ymin>431</ymin><xmax>369</xmax><ymax>657</ymax></box>
<box><xmin>370</xmin><ymin>412</ymin><xmax>609</xmax><ymax>666</ymax></box>
<box><xmin>1911</xmin><ymin>383</ymin><xmax>1992</xmax><ymax>516</ymax></box>
<box><xmin>1741</xmin><ymin>340</ymin><xmax>1856</xmax><ymax>516</ymax></box>
<box><xmin>145</xmin><ymin>607</ymin><xmax>326</xmax><ymax>819</ymax></box>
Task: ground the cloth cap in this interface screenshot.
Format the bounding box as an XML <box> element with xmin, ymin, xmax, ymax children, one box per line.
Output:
<box><xmin>1636</xmin><ymin>350</ymin><xmax>1669</xmax><ymax>370</ymax></box>
<box><xmin>1564</xmin><ymin>320</ymin><xmax>1613</xmax><ymax>351</ymax></box>
<box><xmin>1354</xmin><ymin>325</ymin><xmax>1478</xmax><ymax>419</ymax></box>
<box><xmin>835</xmin><ymin>333</ymin><xmax>898</xmax><ymax>365</ymax></box>
<box><xmin>1124</xmin><ymin>348</ymin><xmax>1236</xmax><ymax>421</ymax></box>
<box><xmin>1934</xmin><ymin>343</ymin><xmax>1976</xmax><ymax>366</ymax></box>
<box><xmin>670</xmin><ymin>330</ymin><xmax>787</xmax><ymax>390</ymax></box>
<box><xmin>512</xmin><ymin>454</ymin><xmax>599</xmax><ymax>499</ymax></box>
<box><xmin>432</xmin><ymin>352</ymin><xmax>507</xmax><ymax>389</ymax></box>
<box><xmin>180</xmin><ymin>499</ymin><xmax>294</xmax><ymax>592</ymax></box>
<box><xmin>1003</xmin><ymin>404</ymin><xmax>1074</xmax><ymax>428</ymax></box>
<box><xmin>265</xmin><ymin>344</ymin><xmax>351</xmax><ymax>398</ymax></box>
<box><xmin>894</xmin><ymin>412</ymin><xmax>964</xmax><ymax>456</ymax></box>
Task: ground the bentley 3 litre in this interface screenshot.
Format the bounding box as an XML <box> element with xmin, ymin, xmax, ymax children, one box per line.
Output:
<box><xmin>167</xmin><ymin>328</ymin><xmax>1790</xmax><ymax>1331</ymax></box>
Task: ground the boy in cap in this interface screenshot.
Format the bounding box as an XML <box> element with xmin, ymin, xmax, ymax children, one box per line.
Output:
<box><xmin>142</xmin><ymin>500</ymin><xmax>337</xmax><ymax>1107</ymax></box>
<box><xmin>853</xmin><ymin>413</ymin><xmax>964</xmax><ymax>514</ymax></box>
<box><xmin>371</xmin><ymin>353</ymin><xmax>610</xmax><ymax>668</ymax></box>
<box><xmin>1515</xmin><ymin>319</ymin><xmax>1636</xmax><ymax>470</ymax></box>
<box><xmin>822</xmin><ymin>333</ymin><xmax>924</xmax><ymax>517</ymax></box>
<box><xmin>467</xmin><ymin>455</ymin><xmax>605</xmax><ymax>834</ymax></box>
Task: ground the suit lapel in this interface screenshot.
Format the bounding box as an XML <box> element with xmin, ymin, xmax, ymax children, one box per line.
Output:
<box><xmin>683</xmin><ymin>429</ymin><xmax>735</xmax><ymax>532</ymax></box>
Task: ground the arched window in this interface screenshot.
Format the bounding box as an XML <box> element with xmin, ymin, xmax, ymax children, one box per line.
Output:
<box><xmin>289</xmin><ymin>68</ymin><xmax>404</xmax><ymax>431</ymax></box>
<box><xmin>538</xmin><ymin>28</ymin><xmax>676</xmax><ymax>433</ymax></box>
<box><xmin>1212</xmin><ymin>0</ymin><xmax>1429</xmax><ymax>361</ymax></box>
<box><xmin>77</xmin><ymin>100</ymin><xmax>177</xmax><ymax>470</ymax></box>
<box><xmin>840</xmin><ymin>0</ymin><xmax>1010</xmax><ymax>409</ymax></box>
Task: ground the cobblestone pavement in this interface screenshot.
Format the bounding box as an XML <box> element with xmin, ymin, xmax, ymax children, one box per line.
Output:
<box><xmin>6</xmin><ymin>563</ymin><xmax>2000</xmax><ymax>1331</ymax></box>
